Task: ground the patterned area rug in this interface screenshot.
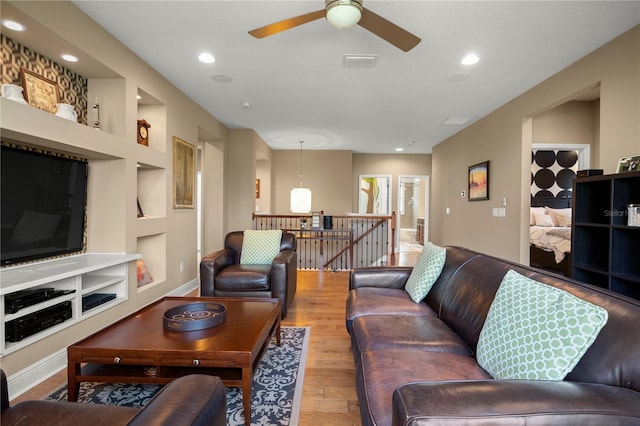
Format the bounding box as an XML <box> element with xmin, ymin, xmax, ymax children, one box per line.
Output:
<box><xmin>46</xmin><ymin>326</ymin><xmax>309</xmax><ymax>426</ymax></box>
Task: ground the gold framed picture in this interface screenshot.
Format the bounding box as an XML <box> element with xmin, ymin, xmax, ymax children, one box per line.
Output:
<box><xmin>20</xmin><ymin>68</ymin><xmax>59</xmax><ymax>114</ymax></box>
<box><xmin>172</xmin><ymin>136</ymin><xmax>195</xmax><ymax>209</ymax></box>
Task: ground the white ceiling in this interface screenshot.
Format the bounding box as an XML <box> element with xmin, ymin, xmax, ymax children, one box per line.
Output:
<box><xmin>71</xmin><ymin>0</ymin><xmax>639</xmax><ymax>154</ymax></box>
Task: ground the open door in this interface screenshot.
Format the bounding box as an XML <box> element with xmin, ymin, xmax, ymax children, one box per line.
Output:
<box><xmin>397</xmin><ymin>175</ymin><xmax>429</xmax><ymax>253</ymax></box>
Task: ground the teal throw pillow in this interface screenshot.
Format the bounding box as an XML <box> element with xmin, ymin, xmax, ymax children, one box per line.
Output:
<box><xmin>404</xmin><ymin>242</ymin><xmax>446</xmax><ymax>303</ymax></box>
<box><xmin>477</xmin><ymin>270</ymin><xmax>608</xmax><ymax>381</ymax></box>
<box><xmin>240</xmin><ymin>230</ymin><xmax>283</xmax><ymax>265</ymax></box>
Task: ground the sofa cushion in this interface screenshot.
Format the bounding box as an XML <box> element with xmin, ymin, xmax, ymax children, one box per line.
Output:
<box><xmin>240</xmin><ymin>229</ymin><xmax>282</xmax><ymax>264</ymax></box>
<box><xmin>357</xmin><ymin>349</ymin><xmax>491</xmax><ymax>426</ymax></box>
<box><xmin>351</xmin><ymin>315</ymin><xmax>472</xmax><ymax>360</ymax></box>
<box><xmin>345</xmin><ymin>287</ymin><xmax>436</xmax><ymax>334</ymax></box>
<box><xmin>404</xmin><ymin>242</ymin><xmax>446</xmax><ymax>303</ymax></box>
<box><xmin>215</xmin><ymin>264</ymin><xmax>271</xmax><ymax>291</ymax></box>
<box><xmin>477</xmin><ymin>270</ymin><xmax>608</xmax><ymax>381</ymax></box>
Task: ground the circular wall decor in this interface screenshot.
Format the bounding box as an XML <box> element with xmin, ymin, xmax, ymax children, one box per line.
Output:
<box><xmin>163</xmin><ymin>302</ymin><xmax>226</xmax><ymax>331</ymax></box>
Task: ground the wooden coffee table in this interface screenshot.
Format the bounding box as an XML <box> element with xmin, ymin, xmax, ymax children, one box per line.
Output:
<box><xmin>67</xmin><ymin>296</ymin><xmax>281</xmax><ymax>426</ymax></box>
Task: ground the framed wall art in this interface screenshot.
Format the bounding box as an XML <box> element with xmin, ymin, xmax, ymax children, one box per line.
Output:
<box><xmin>468</xmin><ymin>161</ymin><xmax>490</xmax><ymax>201</ymax></box>
<box><xmin>256</xmin><ymin>179</ymin><xmax>261</xmax><ymax>199</ymax></box>
<box><xmin>616</xmin><ymin>155</ymin><xmax>640</xmax><ymax>173</ymax></box>
<box><xmin>172</xmin><ymin>136</ymin><xmax>195</xmax><ymax>209</ymax></box>
<box><xmin>20</xmin><ymin>68</ymin><xmax>59</xmax><ymax>114</ymax></box>
<box><xmin>359</xmin><ymin>175</ymin><xmax>391</xmax><ymax>214</ymax></box>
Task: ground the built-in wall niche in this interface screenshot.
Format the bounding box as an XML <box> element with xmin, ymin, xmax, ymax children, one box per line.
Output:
<box><xmin>137</xmin><ymin>88</ymin><xmax>167</xmax><ymax>153</ymax></box>
<box><xmin>137</xmin><ymin>165</ymin><xmax>167</xmax><ymax>220</ymax></box>
<box><xmin>88</xmin><ymin>78</ymin><xmax>127</xmax><ymax>138</ymax></box>
<box><xmin>0</xmin><ymin>35</ymin><xmax>89</xmax><ymax>125</ymax></box>
<box><xmin>136</xmin><ymin>233</ymin><xmax>166</xmax><ymax>291</ymax></box>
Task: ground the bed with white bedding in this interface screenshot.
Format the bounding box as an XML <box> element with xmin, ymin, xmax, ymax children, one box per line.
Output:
<box><xmin>529</xmin><ymin>199</ymin><xmax>572</xmax><ymax>276</ymax></box>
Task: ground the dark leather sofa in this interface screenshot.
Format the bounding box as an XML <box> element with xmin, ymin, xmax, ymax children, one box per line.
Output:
<box><xmin>1</xmin><ymin>371</ymin><xmax>227</xmax><ymax>426</ymax></box>
<box><xmin>200</xmin><ymin>230</ymin><xmax>297</xmax><ymax>319</ymax></box>
<box><xmin>346</xmin><ymin>246</ymin><xmax>640</xmax><ymax>425</ymax></box>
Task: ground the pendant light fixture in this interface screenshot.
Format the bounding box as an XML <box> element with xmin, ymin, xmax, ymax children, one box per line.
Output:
<box><xmin>290</xmin><ymin>141</ymin><xmax>312</xmax><ymax>213</ymax></box>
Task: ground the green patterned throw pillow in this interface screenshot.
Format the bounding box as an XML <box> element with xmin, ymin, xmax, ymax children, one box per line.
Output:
<box><xmin>240</xmin><ymin>230</ymin><xmax>283</xmax><ymax>265</ymax></box>
<box><xmin>477</xmin><ymin>270</ymin><xmax>608</xmax><ymax>381</ymax></box>
<box><xmin>404</xmin><ymin>242</ymin><xmax>446</xmax><ymax>303</ymax></box>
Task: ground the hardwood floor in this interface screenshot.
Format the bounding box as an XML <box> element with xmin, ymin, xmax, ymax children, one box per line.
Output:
<box><xmin>9</xmin><ymin>250</ymin><xmax>419</xmax><ymax>425</ymax></box>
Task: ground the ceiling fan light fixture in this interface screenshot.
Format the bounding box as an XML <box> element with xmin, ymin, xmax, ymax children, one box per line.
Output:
<box><xmin>325</xmin><ymin>0</ymin><xmax>363</xmax><ymax>29</ymax></box>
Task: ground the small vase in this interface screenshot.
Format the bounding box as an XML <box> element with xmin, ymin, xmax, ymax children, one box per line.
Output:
<box><xmin>55</xmin><ymin>103</ymin><xmax>78</xmax><ymax>121</ymax></box>
<box><xmin>1</xmin><ymin>84</ymin><xmax>27</xmax><ymax>104</ymax></box>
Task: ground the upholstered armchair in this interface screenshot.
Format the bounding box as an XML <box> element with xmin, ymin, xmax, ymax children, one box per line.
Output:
<box><xmin>1</xmin><ymin>370</ymin><xmax>227</xmax><ymax>426</ymax></box>
<box><xmin>200</xmin><ymin>230</ymin><xmax>297</xmax><ymax>319</ymax></box>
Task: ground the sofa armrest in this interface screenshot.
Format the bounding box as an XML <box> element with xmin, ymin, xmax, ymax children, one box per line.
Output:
<box><xmin>128</xmin><ymin>374</ymin><xmax>226</xmax><ymax>426</ymax></box>
<box><xmin>350</xmin><ymin>266</ymin><xmax>413</xmax><ymax>290</ymax></box>
<box><xmin>271</xmin><ymin>249</ymin><xmax>297</xmax><ymax>318</ymax></box>
<box><xmin>199</xmin><ymin>248</ymin><xmax>234</xmax><ymax>296</ymax></box>
<box><xmin>392</xmin><ymin>380</ymin><xmax>640</xmax><ymax>425</ymax></box>
<box><xmin>1</xmin><ymin>370</ymin><xmax>9</xmax><ymax>411</ymax></box>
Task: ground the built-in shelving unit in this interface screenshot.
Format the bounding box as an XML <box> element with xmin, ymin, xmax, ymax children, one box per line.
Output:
<box><xmin>135</xmin><ymin>87</ymin><xmax>168</xmax><ymax>291</ymax></box>
<box><xmin>572</xmin><ymin>171</ymin><xmax>640</xmax><ymax>299</ymax></box>
<box><xmin>0</xmin><ymin>253</ymin><xmax>140</xmax><ymax>354</ymax></box>
<box><xmin>0</xmin><ymin>49</ymin><xmax>170</xmax><ymax>348</ymax></box>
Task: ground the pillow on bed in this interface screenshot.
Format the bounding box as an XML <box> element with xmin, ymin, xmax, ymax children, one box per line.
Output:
<box><xmin>546</xmin><ymin>207</ymin><xmax>572</xmax><ymax>227</ymax></box>
<box><xmin>533</xmin><ymin>212</ymin><xmax>555</xmax><ymax>227</ymax></box>
<box><xmin>530</xmin><ymin>207</ymin><xmax>546</xmax><ymax>225</ymax></box>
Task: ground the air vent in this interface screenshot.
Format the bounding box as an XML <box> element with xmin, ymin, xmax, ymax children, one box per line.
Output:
<box><xmin>343</xmin><ymin>54</ymin><xmax>378</xmax><ymax>68</ymax></box>
<box><xmin>442</xmin><ymin>117</ymin><xmax>475</xmax><ymax>126</ymax></box>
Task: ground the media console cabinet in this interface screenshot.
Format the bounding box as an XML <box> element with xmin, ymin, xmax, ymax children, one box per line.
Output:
<box><xmin>0</xmin><ymin>253</ymin><xmax>140</xmax><ymax>355</ymax></box>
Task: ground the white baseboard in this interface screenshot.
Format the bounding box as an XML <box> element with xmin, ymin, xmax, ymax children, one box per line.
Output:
<box><xmin>7</xmin><ymin>348</ymin><xmax>67</xmax><ymax>401</ymax></box>
<box><xmin>6</xmin><ymin>278</ymin><xmax>199</xmax><ymax>401</ymax></box>
<box><xmin>167</xmin><ymin>278</ymin><xmax>199</xmax><ymax>296</ymax></box>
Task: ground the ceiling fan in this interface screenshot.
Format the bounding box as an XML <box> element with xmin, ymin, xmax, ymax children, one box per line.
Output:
<box><xmin>248</xmin><ymin>0</ymin><xmax>421</xmax><ymax>52</ymax></box>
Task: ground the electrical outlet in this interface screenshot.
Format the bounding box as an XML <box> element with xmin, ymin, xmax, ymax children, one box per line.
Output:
<box><xmin>179</xmin><ymin>261</ymin><xmax>184</xmax><ymax>272</ymax></box>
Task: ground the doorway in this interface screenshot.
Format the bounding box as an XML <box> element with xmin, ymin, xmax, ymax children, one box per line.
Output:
<box><xmin>397</xmin><ymin>175</ymin><xmax>429</xmax><ymax>253</ymax></box>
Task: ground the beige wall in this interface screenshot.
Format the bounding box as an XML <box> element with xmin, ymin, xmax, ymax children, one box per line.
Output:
<box><xmin>533</xmin><ymin>100</ymin><xmax>599</xmax><ymax>146</ymax></box>
<box><xmin>256</xmin><ymin>159</ymin><xmax>271</xmax><ymax>213</ymax></box>
<box><xmin>225</xmin><ymin>129</ymin><xmax>268</xmax><ymax>231</ymax></box>
<box><xmin>271</xmin><ymin>150</ymin><xmax>353</xmax><ymax>215</ymax></box>
<box><xmin>431</xmin><ymin>25</ymin><xmax>640</xmax><ymax>263</ymax></box>
<box><xmin>268</xmin><ymin>151</ymin><xmax>432</xmax><ymax>216</ymax></box>
<box><xmin>352</xmin><ymin>154</ymin><xmax>432</xmax><ymax>215</ymax></box>
<box><xmin>1</xmin><ymin>1</ymin><xmax>228</xmax><ymax>376</ymax></box>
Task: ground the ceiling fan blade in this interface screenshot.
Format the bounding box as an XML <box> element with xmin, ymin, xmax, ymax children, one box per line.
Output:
<box><xmin>249</xmin><ymin>9</ymin><xmax>326</xmax><ymax>38</ymax></box>
<box><xmin>358</xmin><ymin>8</ymin><xmax>421</xmax><ymax>52</ymax></box>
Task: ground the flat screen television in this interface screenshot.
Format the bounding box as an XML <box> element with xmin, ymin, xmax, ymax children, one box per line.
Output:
<box><xmin>1</xmin><ymin>145</ymin><xmax>89</xmax><ymax>266</ymax></box>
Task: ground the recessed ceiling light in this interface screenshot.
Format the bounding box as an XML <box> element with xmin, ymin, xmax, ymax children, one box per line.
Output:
<box><xmin>395</xmin><ymin>147</ymin><xmax>404</xmax><ymax>152</ymax></box>
<box><xmin>2</xmin><ymin>20</ymin><xmax>25</xmax><ymax>31</ymax></box>
<box><xmin>446</xmin><ymin>72</ymin><xmax>470</xmax><ymax>82</ymax></box>
<box><xmin>198</xmin><ymin>52</ymin><xmax>215</xmax><ymax>64</ymax></box>
<box><xmin>210</xmin><ymin>74</ymin><xmax>232</xmax><ymax>83</ymax></box>
<box><xmin>61</xmin><ymin>54</ymin><xmax>78</xmax><ymax>62</ymax></box>
<box><xmin>461</xmin><ymin>53</ymin><xmax>479</xmax><ymax>65</ymax></box>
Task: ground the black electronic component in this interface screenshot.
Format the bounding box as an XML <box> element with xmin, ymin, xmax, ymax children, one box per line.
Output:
<box><xmin>5</xmin><ymin>288</ymin><xmax>76</xmax><ymax>314</ymax></box>
<box><xmin>5</xmin><ymin>301</ymin><xmax>72</xmax><ymax>342</ymax></box>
